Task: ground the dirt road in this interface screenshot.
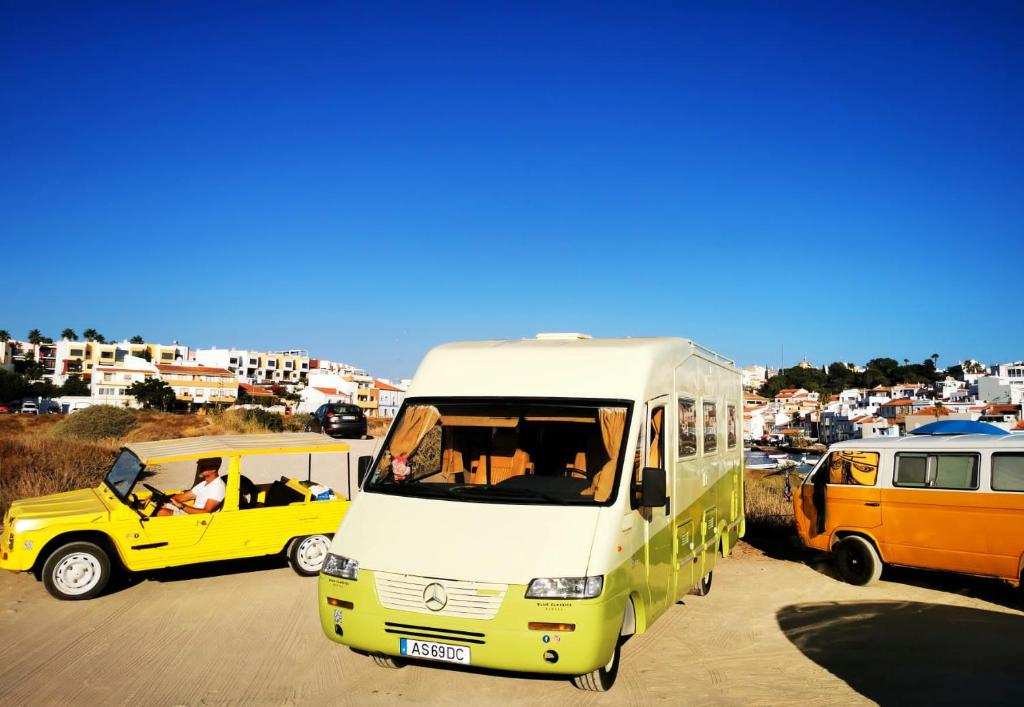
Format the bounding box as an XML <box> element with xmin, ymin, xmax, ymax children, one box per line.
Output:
<box><xmin>0</xmin><ymin>537</ymin><xmax>1021</xmax><ymax>706</ymax></box>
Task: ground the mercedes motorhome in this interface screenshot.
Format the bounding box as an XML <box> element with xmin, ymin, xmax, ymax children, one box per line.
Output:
<box><xmin>318</xmin><ymin>335</ymin><xmax>743</xmax><ymax>690</ymax></box>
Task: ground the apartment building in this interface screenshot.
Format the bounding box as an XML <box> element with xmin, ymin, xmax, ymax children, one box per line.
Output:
<box><xmin>52</xmin><ymin>339</ymin><xmax>188</xmax><ymax>385</ymax></box>
<box><xmin>90</xmin><ymin>361</ymin><xmax>156</xmax><ymax>408</ymax></box>
<box><xmin>192</xmin><ymin>348</ymin><xmax>310</xmax><ymax>386</ymax></box>
<box><xmin>375</xmin><ymin>379</ymin><xmax>406</xmax><ymax>418</ymax></box>
<box><xmin>154</xmin><ymin>364</ymin><xmax>237</xmax><ymax>406</ymax></box>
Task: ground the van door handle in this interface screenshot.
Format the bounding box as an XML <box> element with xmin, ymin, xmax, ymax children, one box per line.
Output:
<box><xmin>864</xmin><ymin>502</ymin><xmax>880</xmax><ymax>507</ymax></box>
<box><xmin>200</xmin><ymin>520</ymin><xmax>208</xmax><ymax>525</ymax></box>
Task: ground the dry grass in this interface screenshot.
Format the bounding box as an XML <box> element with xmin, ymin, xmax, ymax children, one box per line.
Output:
<box><xmin>367</xmin><ymin>416</ymin><xmax>392</xmax><ymax>438</ymax></box>
<box><xmin>744</xmin><ymin>468</ymin><xmax>801</xmax><ymax>530</ymax></box>
<box><xmin>0</xmin><ymin>409</ymin><xmax>316</xmax><ymax>517</ymax></box>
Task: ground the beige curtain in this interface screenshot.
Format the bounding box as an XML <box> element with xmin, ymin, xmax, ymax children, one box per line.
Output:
<box><xmin>648</xmin><ymin>407</ymin><xmax>663</xmax><ymax>469</ymax></box>
<box><xmin>441</xmin><ymin>429</ymin><xmax>465</xmax><ymax>481</ymax></box>
<box><xmin>583</xmin><ymin>408</ymin><xmax>627</xmax><ymax>501</ymax></box>
<box><xmin>381</xmin><ymin>406</ymin><xmax>440</xmax><ymax>476</ymax></box>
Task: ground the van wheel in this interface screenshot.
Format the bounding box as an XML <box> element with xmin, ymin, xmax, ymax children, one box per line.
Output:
<box><xmin>41</xmin><ymin>541</ymin><xmax>111</xmax><ymax>600</ymax></box>
<box><xmin>834</xmin><ymin>536</ymin><xmax>883</xmax><ymax>586</ymax></box>
<box><xmin>572</xmin><ymin>636</ymin><xmax>621</xmax><ymax>691</ymax></box>
<box><xmin>371</xmin><ymin>654</ymin><xmax>405</xmax><ymax>669</ymax></box>
<box><xmin>288</xmin><ymin>534</ymin><xmax>331</xmax><ymax>576</ymax></box>
<box><xmin>691</xmin><ymin>570</ymin><xmax>713</xmax><ymax>596</ymax></box>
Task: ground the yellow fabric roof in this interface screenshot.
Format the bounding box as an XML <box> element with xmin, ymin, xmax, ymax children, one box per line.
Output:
<box><xmin>125</xmin><ymin>433</ymin><xmax>350</xmax><ymax>463</ymax></box>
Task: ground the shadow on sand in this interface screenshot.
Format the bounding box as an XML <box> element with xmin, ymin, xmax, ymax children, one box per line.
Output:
<box><xmin>778</xmin><ymin>600</ymin><xmax>1024</xmax><ymax>705</ymax></box>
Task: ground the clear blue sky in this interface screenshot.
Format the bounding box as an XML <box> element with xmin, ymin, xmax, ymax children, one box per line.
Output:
<box><xmin>2</xmin><ymin>1</ymin><xmax>1022</xmax><ymax>378</ymax></box>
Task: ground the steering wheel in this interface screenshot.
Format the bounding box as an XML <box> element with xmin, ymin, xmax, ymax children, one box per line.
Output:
<box><xmin>141</xmin><ymin>483</ymin><xmax>174</xmax><ymax>514</ymax></box>
<box><xmin>564</xmin><ymin>466</ymin><xmax>594</xmax><ymax>481</ymax></box>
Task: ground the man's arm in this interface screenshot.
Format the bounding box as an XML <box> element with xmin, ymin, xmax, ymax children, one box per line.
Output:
<box><xmin>173</xmin><ymin>497</ymin><xmax>222</xmax><ymax>514</ymax></box>
<box><xmin>170</xmin><ymin>490</ymin><xmax>196</xmax><ymax>503</ymax></box>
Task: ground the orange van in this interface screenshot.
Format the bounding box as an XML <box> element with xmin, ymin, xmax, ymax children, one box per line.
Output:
<box><xmin>794</xmin><ymin>434</ymin><xmax>1024</xmax><ymax>585</ymax></box>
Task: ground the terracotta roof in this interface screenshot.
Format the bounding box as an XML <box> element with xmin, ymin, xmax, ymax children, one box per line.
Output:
<box><xmin>375</xmin><ymin>379</ymin><xmax>402</xmax><ymax>392</ymax></box>
<box><xmin>885</xmin><ymin>398</ymin><xmax>914</xmax><ymax>406</ymax></box>
<box><xmin>94</xmin><ymin>367</ymin><xmax>154</xmax><ymax>375</ymax></box>
<box><xmin>155</xmin><ymin>364</ymin><xmax>233</xmax><ymax>376</ymax></box>
<box><xmin>985</xmin><ymin>404</ymin><xmax>1020</xmax><ymax>415</ymax></box>
<box><xmin>828</xmin><ymin>394</ymin><xmax>839</xmax><ymax>401</ymax></box>
<box><xmin>910</xmin><ymin>407</ymin><xmax>951</xmax><ymax>417</ymax></box>
<box><xmin>745</xmin><ymin>393</ymin><xmax>768</xmax><ymax>401</ymax></box>
<box><xmin>313</xmin><ymin>387</ymin><xmax>341</xmax><ymax>395</ymax></box>
<box><xmin>240</xmin><ymin>383</ymin><xmax>275</xmax><ymax>396</ymax></box>
<box><xmin>1014</xmin><ymin>420</ymin><xmax>1024</xmax><ymax>430</ymax></box>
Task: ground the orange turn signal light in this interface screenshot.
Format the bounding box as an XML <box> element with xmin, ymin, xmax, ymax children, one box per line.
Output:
<box><xmin>528</xmin><ymin>622</ymin><xmax>575</xmax><ymax>632</ymax></box>
<box><xmin>326</xmin><ymin>597</ymin><xmax>354</xmax><ymax>609</ymax></box>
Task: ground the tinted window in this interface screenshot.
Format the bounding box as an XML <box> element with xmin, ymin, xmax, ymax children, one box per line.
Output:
<box><xmin>992</xmin><ymin>454</ymin><xmax>1024</xmax><ymax>492</ymax></box>
<box><xmin>678</xmin><ymin>398</ymin><xmax>697</xmax><ymax>457</ymax></box>
<box><xmin>895</xmin><ymin>454</ymin><xmax>928</xmax><ymax>487</ymax></box>
<box><xmin>933</xmin><ymin>455</ymin><xmax>978</xmax><ymax>490</ymax></box>
<box><xmin>329</xmin><ymin>404</ymin><xmax>362</xmax><ymax>415</ymax></box>
<box><xmin>703</xmin><ymin>402</ymin><xmax>717</xmax><ymax>454</ymax></box>
<box><xmin>727</xmin><ymin>404</ymin><xmax>737</xmax><ymax>448</ymax></box>
<box><xmin>827</xmin><ymin>451</ymin><xmax>879</xmax><ymax>486</ymax></box>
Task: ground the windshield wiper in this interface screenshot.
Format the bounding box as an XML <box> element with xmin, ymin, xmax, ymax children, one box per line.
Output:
<box><xmin>368</xmin><ymin>482</ymin><xmax>450</xmax><ymax>498</ymax></box>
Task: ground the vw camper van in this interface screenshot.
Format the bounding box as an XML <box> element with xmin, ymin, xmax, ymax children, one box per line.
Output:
<box><xmin>795</xmin><ymin>431</ymin><xmax>1024</xmax><ymax>586</ymax></box>
<box><xmin>318</xmin><ymin>335</ymin><xmax>743</xmax><ymax>690</ymax></box>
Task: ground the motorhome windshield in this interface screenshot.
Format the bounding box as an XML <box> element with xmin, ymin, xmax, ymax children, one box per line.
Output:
<box><xmin>103</xmin><ymin>450</ymin><xmax>144</xmax><ymax>501</ymax></box>
<box><xmin>366</xmin><ymin>400</ymin><xmax>631</xmax><ymax>505</ymax></box>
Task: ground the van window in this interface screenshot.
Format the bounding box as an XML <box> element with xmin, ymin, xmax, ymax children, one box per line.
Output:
<box><xmin>630</xmin><ymin>427</ymin><xmax>644</xmax><ymax>509</ymax></box>
<box><xmin>649</xmin><ymin>406</ymin><xmax>665</xmax><ymax>469</ymax></box>
<box><xmin>895</xmin><ymin>453</ymin><xmax>978</xmax><ymax>490</ymax></box>
<box><xmin>827</xmin><ymin>451</ymin><xmax>879</xmax><ymax>486</ymax></box>
<box><xmin>677</xmin><ymin>398</ymin><xmax>697</xmax><ymax>457</ymax></box>
<box><xmin>992</xmin><ymin>454</ymin><xmax>1024</xmax><ymax>492</ymax></box>
<box><xmin>895</xmin><ymin>454</ymin><xmax>928</xmax><ymax>487</ymax></box>
<box><xmin>727</xmin><ymin>404</ymin><xmax>737</xmax><ymax>448</ymax></box>
<box><xmin>703</xmin><ymin>402</ymin><xmax>718</xmax><ymax>454</ymax></box>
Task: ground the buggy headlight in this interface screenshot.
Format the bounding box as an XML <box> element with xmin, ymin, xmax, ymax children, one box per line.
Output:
<box><xmin>322</xmin><ymin>553</ymin><xmax>359</xmax><ymax>580</ymax></box>
<box><xmin>525</xmin><ymin>576</ymin><xmax>603</xmax><ymax>599</ymax></box>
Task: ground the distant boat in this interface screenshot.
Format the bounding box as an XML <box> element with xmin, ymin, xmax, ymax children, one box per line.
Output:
<box><xmin>768</xmin><ymin>453</ymin><xmax>788</xmax><ymax>459</ymax></box>
<box><xmin>746</xmin><ymin>462</ymin><xmax>776</xmax><ymax>470</ymax></box>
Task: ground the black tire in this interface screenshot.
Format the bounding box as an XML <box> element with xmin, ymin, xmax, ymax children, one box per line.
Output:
<box><xmin>288</xmin><ymin>534</ymin><xmax>331</xmax><ymax>576</ymax></box>
<box><xmin>833</xmin><ymin>536</ymin><xmax>883</xmax><ymax>586</ymax></box>
<box><xmin>571</xmin><ymin>636</ymin><xmax>621</xmax><ymax>691</ymax></box>
<box><xmin>691</xmin><ymin>570</ymin><xmax>713</xmax><ymax>596</ymax></box>
<box><xmin>371</xmin><ymin>654</ymin><xmax>405</xmax><ymax>669</ymax></box>
<box><xmin>41</xmin><ymin>541</ymin><xmax>111</xmax><ymax>600</ymax></box>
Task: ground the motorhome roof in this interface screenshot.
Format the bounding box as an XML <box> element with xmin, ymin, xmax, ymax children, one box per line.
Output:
<box><xmin>407</xmin><ymin>337</ymin><xmax>736</xmax><ymax>400</ymax></box>
<box><xmin>831</xmin><ymin>434</ymin><xmax>1024</xmax><ymax>451</ymax></box>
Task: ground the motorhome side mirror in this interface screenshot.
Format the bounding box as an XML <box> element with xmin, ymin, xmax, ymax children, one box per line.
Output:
<box><xmin>357</xmin><ymin>455</ymin><xmax>373</xmax><ymax>485</ymax></box>
<box><xmin>640</xmin><ymin>467</ymin><xmax>667</xmax><ymax>508</ymax></box>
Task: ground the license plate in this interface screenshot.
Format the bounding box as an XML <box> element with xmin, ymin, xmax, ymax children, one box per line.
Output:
<box><xmin>399</xmin><ymin>638</ymin><xmax>471</xmax><ymax>664</ymax></box>
<box><xmin>341</xmin><ymin>415</ymin><xmax>357</xmax><ymax>420</ymax></box>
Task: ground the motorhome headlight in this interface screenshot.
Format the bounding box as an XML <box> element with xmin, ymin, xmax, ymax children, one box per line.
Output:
<box><xmin>525</xmin><ymin>576</ymin><xmax>604</xmax><ymax>599</ymax></box>
<box><xmin>321</xmin><ymin>554</ymin><xmax>359</xmax><ymax>580</ymax></box>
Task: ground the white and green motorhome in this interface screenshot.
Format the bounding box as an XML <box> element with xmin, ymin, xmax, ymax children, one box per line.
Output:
<box><xmin>318</xmin><ymin>335</ymin><xmax>743</xmax><ymax>691</ymax></box>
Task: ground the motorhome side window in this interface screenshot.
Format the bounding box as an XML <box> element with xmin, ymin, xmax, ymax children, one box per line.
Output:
<box><xmin>677</xmin><ymin>398</ymin><xmax>697</xmax><ymax>457</ymax></box>
<box><xmin>726</xmin><ymin>404</ymin><xmax>737</xmax><ymax>448</ymax></box>
<box><xmin>894</xmin><ymin>453</ymin><xmax>978</xmax><ymax>490</ymax></box>
<box><xmin>991</xmin><ymin>453</ymin><xmax>1024</xmax><ymax>492</ymax></box>
<box><xmin>649</xmin><ymin>406</ymin><xmax>665</xmax><ymax>469</ymax></box>
<box><xmin>702</xmin><ymin>401</ymin><xmax>717</xmax><ymax>454</ymax></box>
<box><xmin>827</xmin><ymin>451</ymin><xmax>879</xmax><ymax>486</ymax></box>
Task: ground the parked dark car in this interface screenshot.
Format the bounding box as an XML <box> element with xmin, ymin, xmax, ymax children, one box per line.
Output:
<box><xmin>305</xmin><ymin>403</ymin><xmax>367</xmax><ymax>439</ymax></box>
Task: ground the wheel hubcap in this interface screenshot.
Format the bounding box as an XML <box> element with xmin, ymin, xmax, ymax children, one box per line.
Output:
<box><xmin>298</xmin><ymin>536</ymin><xmax>329</xmax><ymax>571</ymax></box>
<box><xmin>53</xmin><ymin>553</ymin><xmax>101</xmax><ymax>595</ymax></box>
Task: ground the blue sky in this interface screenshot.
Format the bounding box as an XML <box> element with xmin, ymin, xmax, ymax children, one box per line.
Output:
<box><xmin>2</xmin><ymin>1</ymin><xmax>1022</xmax><ymax>378</ymax></box>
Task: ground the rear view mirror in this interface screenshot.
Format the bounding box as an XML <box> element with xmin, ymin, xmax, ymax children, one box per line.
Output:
<box><xmin>357</xmin><ymin>455</ymin><xmax>373</xmax><ymax>485</ymax></box>
<box><xmin>640</xmin><ymin>467</ymin><xmax>667</xmax><ymax>508</ymax></box>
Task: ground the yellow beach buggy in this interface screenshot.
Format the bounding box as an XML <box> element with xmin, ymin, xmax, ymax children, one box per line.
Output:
<box><xmin>1</xmin><ymin>433</ymin><xmax>355</xmax><ymax>599</ymax></box>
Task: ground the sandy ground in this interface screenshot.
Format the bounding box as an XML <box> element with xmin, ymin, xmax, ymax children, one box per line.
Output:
<box><xmin>1</xmin><ymin>530</ymin><xmax>1021</xmax><ymax>707</ymax></box>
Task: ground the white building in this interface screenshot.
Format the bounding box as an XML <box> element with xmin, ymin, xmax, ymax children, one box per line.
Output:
<box><xmin>89</xmin><ymin>356</ymin><xmax>157</xmax><ymax>407</ymax></box>
<box><xmin>297</xmin><ymin>386</ymin><xmax>350</xmax><ymax>414</ymax></box>
<box><xmin>375</xmin><ymin>379</ymin><xmax>406</xmax><ymax>418</ymax></box>
<box><xmin>977</xmin><ymin>374</ymin><xmax>1024</xmax><ymax>405</ymax></box>
<box><xmin>192</xmin><ymin>348</ymin><xmax>309</xmax><ymax>387</ymax></box>
<box><xmin>741</xmin><ymin>365</ymin><xmax>771</xmax><ymax>390</ymax></box>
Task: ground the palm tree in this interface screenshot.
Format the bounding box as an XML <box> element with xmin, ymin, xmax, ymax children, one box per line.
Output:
<box><xmin>0</xmin><ymin>330</ymin><xmax>9</xmax><ymax>342</ymax></box>
<box><xmin>930</xmin><ymin>353</ymin><xmax>939</xmax><ymax>365</ymax></box>
<box><xmin>83</xmin><ymin>328</ymin><xmax>100</xmax><ymax>342</ymax></box>
<box><xmin>62</xmin><ymin>328</ymin><xmax>78</xmax><ymax>341</ymax></box>
<box><xmin>129</xmin><ymin>335</ymin><xmax>144</xmax><ymax>344</ymax></box>
<box><xmin>27</xmin><ymin>329</ymin><xmax>43</xmax><ymax>345</ymax></box>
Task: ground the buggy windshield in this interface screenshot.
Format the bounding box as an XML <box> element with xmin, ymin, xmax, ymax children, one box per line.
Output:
<box><xmin>365</xmin><ymin>399</ymin><xmax>631</xmax><ymax>505</ymax></box>
<box><xmin>104</xmin><ymin>450</ymin><xmax>145</xmax><ymax>501</ymax></box>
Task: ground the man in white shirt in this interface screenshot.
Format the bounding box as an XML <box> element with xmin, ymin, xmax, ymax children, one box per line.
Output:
<box><xmin>156</xmin><ymin>457</ymin><xmax>227</xmax><ymax>516</ymax></box>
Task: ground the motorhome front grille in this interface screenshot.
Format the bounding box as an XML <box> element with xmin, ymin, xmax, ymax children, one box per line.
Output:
<box><xmin>374</xmin><ymin>572</ymin><xmax>507</xmax><ymax>620</ymax></box>
<box><xmin>383</xmin><ymin>621</ymin><xmax>487</xmax><ymax>645</ymax></box>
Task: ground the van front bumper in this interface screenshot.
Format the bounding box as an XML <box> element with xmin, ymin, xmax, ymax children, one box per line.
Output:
<box><xmin>318</xmin><ymin>571</ymin><xmax>626</xmax><ymax>676</ymax></box>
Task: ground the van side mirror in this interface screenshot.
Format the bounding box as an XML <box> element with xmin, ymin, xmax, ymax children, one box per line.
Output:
<box><xmin>357</xmin><ymin>455</ymin><xmax>373</xmax><ymax>485</ymax></box>
<box><xmin>640</xmin><ymin>467</ymin><xmax>667</xmax><ymax>508</ymax></box>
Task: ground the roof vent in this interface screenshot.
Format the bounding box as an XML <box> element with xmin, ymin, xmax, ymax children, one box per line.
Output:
<box><xmin>534</xmin><ymin>332</ymin><xmax>592</xmax><ymax>340</ymax></box>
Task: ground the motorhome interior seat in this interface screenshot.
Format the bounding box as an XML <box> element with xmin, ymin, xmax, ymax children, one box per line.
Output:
<box><xmin>469</xmin><ymin>428</ymin><xmax>533</xmax><ymax>484</ymax></box>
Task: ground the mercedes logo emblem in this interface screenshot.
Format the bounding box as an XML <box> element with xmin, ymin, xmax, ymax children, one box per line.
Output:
<box><xmin>423</xmin><ymin>582</ymin><xmax>447</xmax><ymax>611</ymax></box>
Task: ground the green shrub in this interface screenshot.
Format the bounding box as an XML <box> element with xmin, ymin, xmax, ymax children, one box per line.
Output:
<box><xmin>52</xmin><ymin>405</ymin><xmax>139</xmax><ymax>441</ymax></box>
<box><xmin>241</xmin><ymin>407</ymin><xmax>284</xmax><ymax>432</ymax></box>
